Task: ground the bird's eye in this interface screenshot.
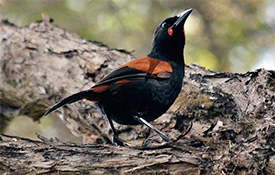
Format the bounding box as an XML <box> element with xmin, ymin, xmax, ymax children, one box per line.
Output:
<box><xmin>161</xmin><ymin>22</ymin><xmax>167</xmax><ymax>28</ymax></box>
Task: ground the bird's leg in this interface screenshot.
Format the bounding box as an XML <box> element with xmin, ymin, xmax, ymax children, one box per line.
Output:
<box><xmin>133</xmin><ymin>115</ymin><xmax>170</xmax><ymax>142</ymax></box>
<box><xmin>106</xmin><ymin>116</ymin><xmax>125</xmax><ymax>146</ymax></box>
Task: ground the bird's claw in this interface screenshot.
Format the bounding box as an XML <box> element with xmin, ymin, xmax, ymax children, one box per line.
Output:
<box><xmin>113</xmin><ymin>135</ymin><xmax>126</xmax><ymax>146</ymax></box>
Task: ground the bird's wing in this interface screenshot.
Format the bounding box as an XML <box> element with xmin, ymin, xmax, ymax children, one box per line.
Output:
<box><xmin>92</xmin><ymin>56</ymin><xmax>173</xmax><ymax>88</ymax></box>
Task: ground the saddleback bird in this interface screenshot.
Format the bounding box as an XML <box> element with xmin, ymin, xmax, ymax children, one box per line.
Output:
<box><xmin>44</xmin><ymin>9</ymin><xmax>193</xmax><ymax>145</ymax></box>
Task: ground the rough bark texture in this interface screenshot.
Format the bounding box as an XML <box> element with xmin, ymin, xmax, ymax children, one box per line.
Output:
<box><xmin>0</xmin><ymin>19</ymin><xmax>274</xmax><ymax>174</ymax></box>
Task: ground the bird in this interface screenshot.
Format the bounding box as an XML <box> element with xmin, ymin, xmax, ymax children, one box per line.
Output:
<box><xmin>44</xmin><ymin>9</ymin><xmax>193</xmax><ymax>146</ymax></box>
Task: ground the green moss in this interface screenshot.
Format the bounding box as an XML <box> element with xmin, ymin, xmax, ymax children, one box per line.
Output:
<box><xmin>19</xmin><ymin>98</ymin><xmax>51</xmax><ymax>121</ymax></box>
<box><xmin>173</xmin><ymin>84</ymin><xmax>213</xmax><ymax>119</ymax></box>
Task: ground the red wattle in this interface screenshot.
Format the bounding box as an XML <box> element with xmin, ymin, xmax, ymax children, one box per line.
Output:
<box><xmin>168</xmin><ymin>27</ymin><xmax>173</xmax><ymax>36</ymax></box>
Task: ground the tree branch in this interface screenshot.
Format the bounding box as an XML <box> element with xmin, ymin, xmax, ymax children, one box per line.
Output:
<box><xmin>0</xmin><ymin>19</ymin><xmax>274</xmax><ymax>174</ymax></box>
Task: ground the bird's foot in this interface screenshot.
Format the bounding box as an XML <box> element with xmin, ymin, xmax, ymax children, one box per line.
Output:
<box><xmin>113</xmin><ymin>135</ymin><xmax>127</xmax><ymax>146</ymax></box>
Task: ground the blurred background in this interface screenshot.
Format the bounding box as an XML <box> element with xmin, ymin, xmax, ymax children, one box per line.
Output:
<box><xmin>1</xmin><ymin>0</ymin><xmax>274</xmax><ymax>142</ymax></box>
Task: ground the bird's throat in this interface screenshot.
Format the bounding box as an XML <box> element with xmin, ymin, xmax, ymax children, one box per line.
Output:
<box><xmin>148</xmin><ymin>45</ymin><xmax>184</xmax><ymax>65</ymax></box>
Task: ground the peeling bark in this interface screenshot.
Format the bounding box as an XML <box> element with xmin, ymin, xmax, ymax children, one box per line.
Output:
<box><xmin>0</xmin><ymin>20</ymin><xmax>274</xmax><ymax>174</ymax></box>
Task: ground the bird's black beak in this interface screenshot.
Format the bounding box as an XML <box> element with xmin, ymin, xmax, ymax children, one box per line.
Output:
<box><xmin>173</xmin><ymin>8</ymin><xmax>193</xmax><ymax>29</ymax></box>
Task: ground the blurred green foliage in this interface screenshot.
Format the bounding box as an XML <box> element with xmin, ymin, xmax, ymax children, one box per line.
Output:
<box><xmin>1</xmin><ymin>0</ymin><xmax>274</xmax><ymax>72</ymax></box>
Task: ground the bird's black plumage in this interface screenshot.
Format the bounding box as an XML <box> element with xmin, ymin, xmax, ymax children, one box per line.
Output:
<box><xmin>44</xmin><ymin>9</ymin><xmax>193</xmax><ymax>145</ymax></box>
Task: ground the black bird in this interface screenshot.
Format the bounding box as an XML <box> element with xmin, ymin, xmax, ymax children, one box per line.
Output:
<box><xmin>44</xmin><ymin>9</ymin><xmax>193</xmax><ymax>145</ymax></box>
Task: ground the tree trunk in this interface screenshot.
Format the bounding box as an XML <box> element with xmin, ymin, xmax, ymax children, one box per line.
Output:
<box><xmin>0</xmin><ymin>19</ymin><xmax>274</xmax><ymax>175</ymax></box>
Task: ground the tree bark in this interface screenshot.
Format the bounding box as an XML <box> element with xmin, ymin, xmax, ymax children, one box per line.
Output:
<box><xmin>0</xmin><ymin>19</ymin><xmax>274</xmax><ymax>174</ymax></box>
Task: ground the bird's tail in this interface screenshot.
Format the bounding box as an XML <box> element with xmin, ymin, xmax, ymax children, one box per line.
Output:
<box><xmin>44</xmin><ymin>90</ymin><xmax>94</xmax><ymax>116</ymax></box>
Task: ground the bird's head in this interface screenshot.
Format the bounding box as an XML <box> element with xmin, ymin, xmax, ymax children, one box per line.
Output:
<box><xmin>150</xmin><ymin>9</ymin><xmax>192</xmax><ymax>60</ymax></box>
